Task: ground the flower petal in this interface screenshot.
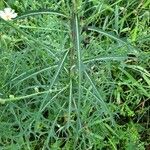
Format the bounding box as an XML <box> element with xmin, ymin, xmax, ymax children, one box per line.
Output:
<box><xmin>4</xmin><ymin>8</ymin><xmax>12</xmax><ymax>13</ymax></box>
<box><xmin>0</xmin><ymin>11</ymin><xmax>6</xmax><ymax>19</ymax></box>
<box><xmin>0</xmin><ymin>10</ymin><xmax>4</xmax><ymax>15</ymax></box>
<box><xmin>0</xmin><ymin>8</ymin><xmax>17</xmax><ymax>20</ymax></box>
<box><xmin>11</xmin><ymin>13</ymin><xmax>17</xmax><ymax>18</ymax></box>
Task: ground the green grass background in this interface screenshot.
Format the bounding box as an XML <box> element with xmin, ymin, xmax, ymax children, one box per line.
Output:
<box><xmin>0</xmin><ymin>0</ymin><xmax>150</xmax><ymax>149</ymax></box>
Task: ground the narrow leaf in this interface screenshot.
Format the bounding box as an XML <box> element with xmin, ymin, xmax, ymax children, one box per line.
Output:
<box><xmin>15</xmin><ymin>9</ymin><xmax>68</xmax><ymax>20</ymax></box>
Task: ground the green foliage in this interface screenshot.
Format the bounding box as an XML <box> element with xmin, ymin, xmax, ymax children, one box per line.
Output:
<box><xmin>0</xmin><ymin>0</ymin><xmax>150</xmax><ymax>149</ymax></box>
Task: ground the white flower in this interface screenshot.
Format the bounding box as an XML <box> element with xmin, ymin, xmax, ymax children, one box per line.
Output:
<box><xmin>0</xmin><ymin>8</ymin><xmax>17</xmax><ymax>20</ymax></box>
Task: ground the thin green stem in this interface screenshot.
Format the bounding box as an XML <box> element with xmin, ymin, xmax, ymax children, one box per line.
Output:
<box><xmin>71</xmin><ymin>0</ymin><xmax>82</xmax><ymax>131</ymax></box>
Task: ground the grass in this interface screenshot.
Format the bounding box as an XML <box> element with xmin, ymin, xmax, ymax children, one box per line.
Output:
<box><xmin>0</xmin><ymin>0</ymin><xmax>150</xmax><ymax>149</ymax></box>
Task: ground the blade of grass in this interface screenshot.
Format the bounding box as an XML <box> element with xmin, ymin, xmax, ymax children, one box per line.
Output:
<box><xmin>119</xmin><ymin>67</ymin><xmax>150</xmax><ymax>97</ymax></box>
<box><xmin>19</xmin><ymin>25</ymin><xmax>69</xmax><ymax>32</ymax></box>
<box><xmin>2</xmin><ymin>65</ymin><xmax>57</xmax><ymax>89</ymax></box>
<box><xmin>40</xmin><ymin>85</ymin><xmax>68</xmax><ymax>112</ymax></box>
<box><xmin>14</xmin><ymin>9</ymin><xmax>68</xmax><ymax>20</ymax></box>
<box><xmin>87</xmin><ymin>26</ymin><xmax>139</xmax><ymax>54</ymax></box>
<box><xmin>49</xmin><ymin>50</ymin><xmax>69</xmax><ymax>89</ymax></box>
<box><xmin>126</xmin><ymin>65</ymin><xmax>150</xmax><ymax>77</ymax></box>
<box><xmin>43</xmin><ymin>102</ymin><xmax>66</xmax><ymax>149</ymax></box>
<box><xmin>67</xmin><ymin>78</ymin><xmax>73</xmax><ymax>127</ymax></box>
<box><xmin>0</xmin><ymin>88</ymin><xmax>60</xmax><ymax>104</ymax></box>
<box><xmin>1</xmin><ymin>19</ymin><xmax>58</xmax><ymax>60</ymax></box>
<box><xmin>114</xmin><ymin>5</ymin><xmax>119</xmax><ymax>34</ymax></box>
<box><xmin>39</xmin><ymin>50</ymin><xmax>69</xmax><ymax>111</ymax></box>
<box><xmin>87</xmin><ymin>26</ymin><xmax>127</xmax><ymax>44</ymax></box>
<box><xmin>84</xmin><ymin>70</ymin><xmax>114</xmax><ymax>124</ymax></box>
<box><xmin>71</xmin><ymin>4</ymin><xmax>82</xmax><ymax>129</ymax></box>
<box><xmin>10</xmin><ymin>107</ymin><xmax>31</xmax><ymax>149</ymax></box>
<box><xmin>84</xmin><ymin>56</ymin><xmax>127</xmax><ymax>64</ymax></box>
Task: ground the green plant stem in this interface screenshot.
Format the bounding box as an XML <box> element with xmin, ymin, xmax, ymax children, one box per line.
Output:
<box><xmin>71</xmin><ymin>0</ymin><xmax>82</xmax><ymax>136</ymax></box>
